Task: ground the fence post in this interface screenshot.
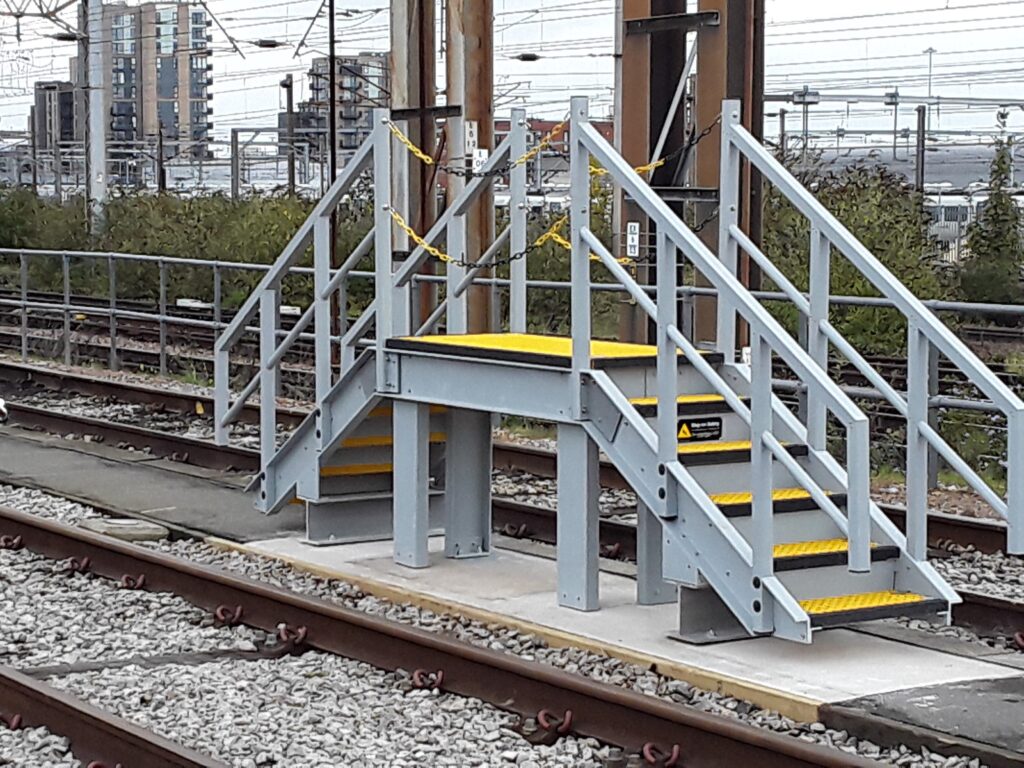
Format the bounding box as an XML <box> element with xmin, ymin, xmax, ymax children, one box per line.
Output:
<box><xmin>905</xmin><ymin>322</ymin><xmax>929</xmax><ymax>560</ymax></box>
<box><xmin>569</xmin><ymin>95</ymin><xmax>592</xmax><ymax>419</ymax></box>
<box><xmin>372</xmin><ymin>110</ymin><xmax>394</xmax><ymax>387</ymax></box>
<box><xmin>19</xmin><ymin>251</ymin><xmax>28</xmax><ymax>362</ymax></box>
<box><xmin>213</xmin><ymin>264</ymin><xmax>222</xmax><ymax>330</ymax></box>
<box><xmin>806</xmin><ymin>226</ymin><xmax>830</xmax><ymax>451</ymax></box>
<box><xmin>509</xmin><ymin>107</ymin><xmax>528</xmax><ymax>333</ymax></box>
<box><xmin>213</xmin><ymin>343</ymin><xmax>229</xmax><ymax>446</ymax></box>
<box><xmin>158</xmin><ymin>259</ymin><xmax>168</xmax><ymax>376</ymax></box>
<box><xmin>716</xmin><ymin>100</ymin><xmax>742</xmax><ymax>362</ymax></box>
<box><xmin>62</xmin><ymin>253</ymin><xmax>71</xmax><ymax>366</ymax></box>
<box><xmin>108</xmin><ymin>255</ymin><xmax>119</xmax><ymax>371</ymax></box>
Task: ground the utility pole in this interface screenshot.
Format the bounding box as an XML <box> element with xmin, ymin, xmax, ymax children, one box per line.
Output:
<box><xmin>392</xmin><ymin>0</ymin><xmax>439</xmax><ymax>327</ymax></box>
<box><xmin>692</xmin><ymin>0</ymin><xmax>765</xmax><ymax>344</ymax></box>
<box><xmin>924</xmin><ymin>46</ymin><xmax>936</xmax><ymax>133</ymax></box>
<box><xmin>915</xmin><ymin>104</ymin><xmax>926</xmax><ymax>193</ymax></box>
<box><xmin>778</xmin><ymin>108</ymin><xmax>787</xmax><ymax>154</ymax></box>
<box><xmin>51</xmin><ymin>96</ymin><xmax>63</xmax><ymax>200</ymax></box>
<box><xmin>327</xmin><ymin>0</ymin><xmax>338</xmax><ymax>186</ymax></box>
<box><xmin>885</xmin><ymin>89</ymin><xmax>900</xmax><ymax>160</ymax></box>
<box><xmin>156</xmin><ymin>127</ymin><xmax>166</xmax><ymax>193</ymax></box>
<box><xmin>86</xmin><ymin>0</ymin><xmax>107</xmax><ymax>228</ymax></box>
<box><xmin>230</xmin><ymin>128</ymin><xmax>239</xmax><ymax>200</ymax></box>
<box><xmin>281</xmin><ymin>74</ymin><xmax>296</xmax><ymax>195</ymax></box>
<box><xmin>29</xmin><ymin>106</ymin><xmax>38</xmax><ymax>194</ymax></box>
<box><xmin>447</xmin><ymin>0</ymin><xmax>494</xmax><ymax>333</ymax></box>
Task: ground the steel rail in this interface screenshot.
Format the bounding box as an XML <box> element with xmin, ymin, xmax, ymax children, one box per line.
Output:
<box><xmin>0</xmin><ymin>665</ymin><xmax>224</xmax><ymax>768</ymax></box>
<box><xmin>0</xmin><ymin>505</ymin><xmax>867</xmax><ymax>767</ymax></box>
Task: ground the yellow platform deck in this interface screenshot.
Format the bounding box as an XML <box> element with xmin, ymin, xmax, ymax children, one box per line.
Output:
<box><xmin>385</xmin><ymin>333</ymin><xmax>713</xmax><ymax>369</ymax></box>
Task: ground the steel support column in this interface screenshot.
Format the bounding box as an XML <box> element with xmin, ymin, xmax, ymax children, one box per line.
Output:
<box><xmin>557</xmin><ymin>422</ymin><xmax>600</xmax><ymax>611</ymax></box>
<box><xmin>444</xmin><ymin>408</ymin><xmax>492</xmax><ymax>559</ymax></box>
<box><xmin>393</xmin><ymin>399</ymin><xmax>431</xmax><ymax>568</ymax></box>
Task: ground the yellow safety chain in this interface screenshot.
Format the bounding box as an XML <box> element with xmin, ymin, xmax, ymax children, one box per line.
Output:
<box><xmin>389</xmin><ymin>209</ymin><xmax>453</xmax><ymax>263</ymax></box>
<box><xmin>386</xmin><ymin>120</ymin><xmax>436</xmax><ymax>166</ymax></box>
<box><xmin>512</xmin><ymin>119</ymin><xmax>568</xmax><ymax>168</ymax></box>
<box><xmin>590</xmin><ymin>157</ymin><xmax>666</xmax><ymax>178</ymax></box>
<box><xmin>533</xmin><ymin>214</ymin><xmax>633</xmax><ymax>266</ymax></box>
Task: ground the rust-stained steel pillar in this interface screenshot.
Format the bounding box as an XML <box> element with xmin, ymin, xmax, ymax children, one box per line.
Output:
<box><xmin>447</xmin><ymin>0</ymin><xmax>494</xmax><ymax>333</ymax></box>
<box><xmin>693</xmin><ymin>0</ymin><xmax>764</xmax><ymax>344</ymax></box>
<box><xmin>391</xmin><ymin>0</ymin><xmax>438</xmax><ymax>327</ymax></box>
<box><xmin>616</xmin><ymin>0</ymin><xmax>690</xmax><ymax>343</ymax></box>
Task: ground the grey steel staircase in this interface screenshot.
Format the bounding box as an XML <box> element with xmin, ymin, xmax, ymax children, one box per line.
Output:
<box><xmin>211</xmin><ymin>96</ymin><xmax>1024</xmax><ymax>644</ymax></box>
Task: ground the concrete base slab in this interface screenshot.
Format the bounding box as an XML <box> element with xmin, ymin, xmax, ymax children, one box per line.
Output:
<box><xmin>241</xmin><ymin>534</ymin><xmax>1024</xmax><ymax>722</ymax></box>
<box><xmin>0</xmin><ymin>428</ymin><xmax>304</xmax><ymax>541</ymax></box>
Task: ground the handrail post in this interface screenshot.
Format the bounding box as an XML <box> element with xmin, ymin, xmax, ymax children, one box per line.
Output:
<box><xmin>158</xmin><ymin>258</ymin><xmax>167</xmax><ymax>377</ymax></box>
<box><xmin>259</xmin><ymin>287</ymin><xmax>280</xmax><ymax>505</ymax></box>
<box><xmin>655</xmin><ymin>230</ymin><xmax>678</xmax><ymax>518</ymax></box>
<box><xmin>906</xmin><ymin>321</ymin><xmax>930</xmax><ymax>560</ymax></box>
<box><xmin>313</xmin><ymin>211</ymin><xmax>333</xmax><ymax>415</ymax></box>
<box><xmin>447</xmin><ymin>114</ymin><xmax>468</xmax><ymax>334</ymax></box>
<box><xmin>847</xmin><ymin>415</ymin><xmax>872</xmax><ymax>572</ymax></box>
<box><xmin>509</xmin><ymin>107</ymin><xmax>528</xmax><ymax>333</ymax></box>
<box><xmin>569</xmin><ymin>95</ymin><xmax>592</xmax><ymax>418</ymax></box>
<box><xmin>373</xmin><ymin>109</ymin><xmax>394</xmax><ymax>384</ymax></box>
<box><xmin>807</xmin><ymin>226</ymin><xmax>830</xmax><ymax>451</ymax></box>
<box><xmin>750</xmin><ymin>329</ymin><xmax>774</xmax><ymax>587</ymax></box>
<box><xmin>716</xmin><ymin>100</ymin><xmax>742</xmax><ymax>362</ymax></box>
<box><xmin>1008</xmin><ymin>408</ymin><xmax>1024</xmax><ymax>554</ymax></box>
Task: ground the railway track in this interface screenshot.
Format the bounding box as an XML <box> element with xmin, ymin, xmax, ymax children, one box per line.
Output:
<box><xmin>2</xmin><ymin>358</ymin><xmax>1021</xmax><ymax>647</ymax></box>
<box><xmin>0</xmin><ymin>505</ymin><xmax>864</xmax><ymax>768</ymax></box>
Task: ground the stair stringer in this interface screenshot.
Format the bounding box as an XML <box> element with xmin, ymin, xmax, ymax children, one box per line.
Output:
<box><xmin>582</xmin><ymin>370</ymin><xmax>799</xmax><ymax>639</ymax></box>
<box><xmin>253</xmin><ymin>350</ymin><xmax>381</xmax><ymax>514</ymax></box>
<box><xmin>723</xmin><ymin>362</ymin><xmax>962</xmax><ymax>614</ymax></box>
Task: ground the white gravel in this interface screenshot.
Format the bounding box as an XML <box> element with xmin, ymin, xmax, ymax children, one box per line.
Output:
<box><xmin>0</xmin><ymin>485</ymin><xmax>1004</xmax><ymax>766</ymax></box>
<box><xmin>48</xmin><ymin>655</ymin><xmax>612</xmax><ymax>768</ymax></box>
<box><xmin>932</xmin><ymin>545</ymin><xmax>1024</xmax><ymax>604</ymax></box>
<box><xmin>0</xmin><ymin>725</ymin><xmax>80</xmax><ymax>768</ymax></box>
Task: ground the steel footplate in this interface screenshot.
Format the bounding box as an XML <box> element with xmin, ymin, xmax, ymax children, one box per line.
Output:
<box><xmin>800</xmin><ymin>591</ymin><xmax>947</xmax><ymax>628</ymax></box>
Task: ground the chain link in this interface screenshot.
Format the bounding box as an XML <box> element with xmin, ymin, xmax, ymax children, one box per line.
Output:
<box><xmin>386</xmin><ymin>120</ymin><xmax>436</xmax><ymax>166</ymax></box>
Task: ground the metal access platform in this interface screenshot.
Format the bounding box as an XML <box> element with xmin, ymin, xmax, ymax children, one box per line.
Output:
<box><xmin>212</xmin><ymin>97</ymin><xmax>1024</xmax><ymax>644</ymax></box>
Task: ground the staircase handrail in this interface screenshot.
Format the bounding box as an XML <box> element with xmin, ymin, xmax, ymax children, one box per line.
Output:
<box><xmin>721</xmin><ymin>100</ymin><xmax>1024</xmax><ymax>555</ymax></box>
<box><xmin>568</xmin><ymin>95</ymin><xmax>874</xmax><ymax>582</ymax></box>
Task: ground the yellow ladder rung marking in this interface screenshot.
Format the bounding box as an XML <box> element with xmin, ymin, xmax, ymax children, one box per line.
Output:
<box><xmin>320</xmin><ymin>463</ymin><xmax>393</xmax><ymax>478</ymax></box>
<box><xmin>799</xmin><ymin>591</ymin><xmax>926</xmax><ymax>616</ymax></box>
<box><xmin>340</xmin><ymin>432</ymin><xmax>446</xmax><ymax>449</ymax></box>
<box><xmin>677</xmin><ymin>440</ymin><xmax>752</xmax><ymax>454</ymax></box>
<box><xmin>773</xmin><ymin>539</ymin><xmax>879</xmax><ymax>559</ymax></box>
<box><xmin>709</xmin><ymin>488</ymin><xmax>817</xmax><ymax>506</ymax></box>
<box><xmin>629</xmin><ymin>394</ymin><xmax>727</xmax><ymax>407</ymax></box>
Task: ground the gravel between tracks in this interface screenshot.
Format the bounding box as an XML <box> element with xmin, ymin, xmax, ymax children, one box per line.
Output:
<box><xmin>0</xmin><ymin>484</ymin><xmax>997</xmax><ymax>767</ymax></box>
<box><xmin>0</xmin><ymin>725</ymin><xmax>80</xmax><ymax>768</ymax></box>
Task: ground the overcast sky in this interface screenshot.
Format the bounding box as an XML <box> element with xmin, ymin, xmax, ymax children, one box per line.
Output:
<box><xmin>2</xmin><ymin>0</ymin><xmax>1023</xmax><ymax>142</ymax></box>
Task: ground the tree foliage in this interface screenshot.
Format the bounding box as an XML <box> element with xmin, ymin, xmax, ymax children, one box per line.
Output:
<box><xmin>763</xmin><ymin>159</ymin><xmax>944</xmax><ymax>353</ymax></box>
<box><xmin>960</xmin><ymin>114</ymin><xmax>1024</xmax><ymax>305</ymax></box>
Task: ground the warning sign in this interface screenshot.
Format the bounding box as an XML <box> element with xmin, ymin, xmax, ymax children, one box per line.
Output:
<box><xmin>677</xmin><ymin>417</ymin><xmax>722</xmax><ymax>442</ymax></box>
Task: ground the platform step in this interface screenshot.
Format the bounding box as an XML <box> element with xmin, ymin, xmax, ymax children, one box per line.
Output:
<box><xmin>677</xmin><ymin>441</ymin><xmax>808</xmax><ymax>466</ymax></box>
<box><xmin>711</xmin><ymin>488</ymin><xmax>847</xmax><ymax>517</ymax></box>
<box><xmin>339</xmin><ymin>432</ymin><xmax>446</xmax><ymax>449</ymax></box>
<box><xmin>800</xmin><ymin>591</ymin><xmax>947</xmax><ymax>628</ymax></box>
<box><xmin>320</xmin><ymin>462</ymin><xmax>393</xmax><ymax>478</ymax></box>
<box><xmin>386</xmin><ymin>333</ymin><xmax>723</xmax><ymax>369</ymax></box>
<box><xmin>773</xmin><ymin>538</ymin><xmax>899</xmax><ymax>571</ymax></box>
<box><xmin>629</xmin><ymin>394</ymin><xmax>750</xmax><ymax>417</ymax></box>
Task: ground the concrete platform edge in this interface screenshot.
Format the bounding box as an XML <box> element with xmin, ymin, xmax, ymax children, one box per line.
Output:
<box><xmin>208</xmin><ymin>536</ymin><xmax>824</xmax><ymax>722</ymax></box>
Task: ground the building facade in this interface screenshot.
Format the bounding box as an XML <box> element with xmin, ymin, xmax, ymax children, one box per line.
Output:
<box><xmin>32</xmin><ymin>81</ymin><xmax>76</xmax><ymax>151</ymax></box>
<box><xmin>298</xmin><ymin>52</ymin><xmax>390</xmax><ymax>159</ymax></box>
<box><xmin>72</xmin><ymin>1</ymin><xmax>213</xmax><ymax>161</ymax></box>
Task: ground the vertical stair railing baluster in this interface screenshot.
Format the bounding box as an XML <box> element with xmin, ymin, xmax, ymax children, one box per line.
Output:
<box><xmin>446</xmin><ymin>114</ymin><xmax>468</xmax><ymax>335</ymax></box>
<box><xmin>313</xmin><ymin>209</ymin><xmax>333</xmax><ymax>443</ymax></box>
<box><xmin>906</xmin><ymin>322</ymin><xmax>930</xmax><ymax>561</ymax></box>
<box><xmin>807</xmin><ymin>226</ymin><xmax>830</xmax><ymax>452</ymax></box>
<box><xmin>716</xmin><ymin>105</ymin><xmax>741</xmax><ymax>363</ymax></box>
<box><xmin>568</xmin><ymin>95</ymin><xmax>592</xmax><ymax>418</ymax></box>
<box><xmin>259</xmin><ymin>286</ymin><xmax>280</xmax><ymax>507</ymax></box>
<box><xmin>373</xmin><ymin>108</ymin><xmax>394</xmax><ymax>386</ymax></box>
<box><xmin>656</xmin><ymin>229</ymin><xmax>678</xmax><ymax>519</ymax></box>
<box><xmin>509</xmin><ymin>107</ymin><xmax>528</xmax><ymax>334</ymax></box>
<box><xmin>750</xmin><ymin>329</ymin><xmax>774</xmax><ymax>591</ymax></box>
<box><xmin>1008</xmin><ymin>406</ymin><xmax>1024</xmax><ymax>553</ymax></box>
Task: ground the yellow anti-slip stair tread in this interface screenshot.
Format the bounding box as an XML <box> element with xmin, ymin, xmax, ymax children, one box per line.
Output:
<box><xmin>799</xmin><ymin>591</ymin><xmax>927</xmax><ymax>616</ymax></box>
<box><xmin>320</xmin><ymin>462</ymin><xmax>393</xmax><ymax>477</ymax></box>
<box><xmin>773</xmin><ymin>538</ymin><xmax>878</xmax><ymax>559</ymax></box>
<box><xmin>629</xmin><ymin>394</ymin><xmax>729</xmax><ymax>407</ymax></box>
<box><xmin>678</xmin><ymin>440</ymin><xmax>755</xmax><ymax>454</ymax></box>
<box><xmin>709</xmin><ymin>488</ymin><xmax>816</xmax><ymax>506</ymax></box>
<box><xmin>340</xmin><ymin>432</ymin><xmax>446</xmax><ymax>449</ymax></box>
